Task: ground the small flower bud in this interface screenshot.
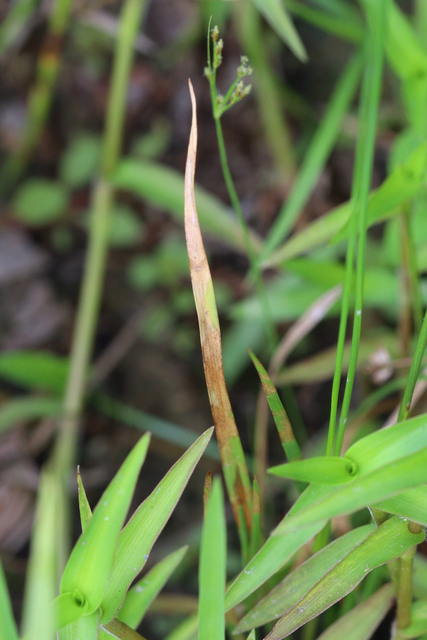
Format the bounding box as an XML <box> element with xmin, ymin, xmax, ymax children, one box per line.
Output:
<box><xmin>211</xmin><ymin>25</ymin><xmax>219</xmax><ymax>42</ymax></box>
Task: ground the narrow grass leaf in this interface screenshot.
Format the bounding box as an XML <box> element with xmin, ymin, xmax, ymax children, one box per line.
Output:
<box><xmin>100</xmin><ymin>428</ymin><xmax>213</xmax><ymax>623</ymax></box>
<box><xmin>0</xmin><ymin>0</ymin><xmax>39</xmax><ymax>57</ymax></box>
<box><xmin>251</xmin><ymin>0</ymin><xmax>307</xmax><ymax>61</ymax></box>
<box><xmin>60</xmin><ymin>434</ymin><xmax>151</xmax><ymax>616</ymax></box>
<box><xmin>267</xmin><ymin>518</ymin><xmax>424</xmax><ymax>640</ymax></box>
<box><xmin>0</xmin><ymin>350</ymin><xmax>68</xmax><ymax>394</ymax></box>
<box><xmin>164</xmin><ymin>613</ymin><xmax>198</xmax><ymax>640</ymax></box>
<box><xmin>285</xmin><ymin>0</ymin><xmax>364</xmax><ymax>43</ymax></box>
<box><xmin>376</xmin><ymin>486</ymin><xmax>427</xmax><ymax>526</ymax></box>
<box><xmin>94</xmin><ymin>394</ymin><xmax>221</xmax><ymax>462</ymax></box>
<box><xmin>246</xmin><ymin>632</ymin><xmax>256</xmax><ymax>640</ymax></box>
<box><xmin>399</xmin><ymin>310</ymin><xmax>427</xmax><ymax>421</ymax></box>
<box><xmin>274</xmin><ymin>447</ymin><xmax>427</xmax><ymax>535</ymax></box>
<box><xmin>249</xmin><ymin>351</ymin><xmax>301</xmax><ymax>462</ymax></box>
<box><xmin>249</xmin><ymin>478</ymin><xmax>263</xmax><ymax>559</ymax></box>
<box><xmin>77</xmin><ymin>468</ymin><xmax>92</xmax><ymax>533</ymax></box>
<box><xmin>0</xmin><ymin>396</ymin><xmax>61</xmax><ymax>434</ymax></box>
<box><xmin>316</xmin><ymin>583</ymin><xmax>395</xmax><ymax>640</ymax></box>
<box><xmin>184</xmin><ymin>80</ymin><xmax>252</xmax><ymax>536</ymax></box>
<box><xmin>235</xmin><ymin>524</ymin><xmax>374</xmax><ymax>633</ymax></box>
<box><xmin>113</xmin><ymin>159</ymin><xmax>261</xmax><ymax>254</ymax></box>
<box><xmin>260</xmin><ymin>53</ymin><xmax>362</xmax><ymax>260</ymax></box>
<box><xmin>0</xmin><ymin>559</ymin><xmax>18</xmax><ymax>640</ymax></box>
<box><xmin>198</xmin><ymin>478</ymin><xmax>226</xmax><ymax>640</ymax></box>
<box><xmin>225</xmin><ymin>484</ymin><xmax>330</xmax><ymax>611</ymax></box>
<box><xmin>21</xmin><ymin>471</ymin><xmax>57</xmax><ymax>640</ymax></box>
<box><xmin>269</xmin><ymin>456</ymin><xmax>358</xmax><ymax>485</ymax></box>
<box><xmin>118</xmin><ymin>546</ymin><xmax>188</xmax><ymax>629</ymax></box>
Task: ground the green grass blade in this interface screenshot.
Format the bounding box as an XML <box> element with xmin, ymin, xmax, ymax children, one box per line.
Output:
<box><xmin>77</xmin><ymin>468</ymin><xmax>92</xmax><ymax>533</ymax></box>
<box><xmin>235</xmin><ymin>524</ymin><xmax>374</xmax><ymax>633</ymax></box>
<box><xmin>112</xmin><ymin>159</ymin><xmax>261</xmax><ymax>254</ymax></box>
<box><xmin>269</xmin><ymin>456</ymin><xmax>357</xmax><ymax>485</ymax></box>
<box><xmin>164</xmin><ymin>614</ymin><xmax>198</xmax><ymax>640</ymax></box>
<box><xmin>21</xmin><ymin>471</ymin><xmax>58</xmax><ymax>640</ymax></box>
<box><xmin>118</xmin><ymin>546</ymin><xmax>188</xmax><ymax>629</ymax></box>
<box><xmin>274</xmin><ymin>447</ymin><xmax>427</xmax><ymax>535</ymax></box>
<box><xmin>398</xmin><ymin>310</ymin><xmax>427</xmax><ymax>421</ymax></box>
<box><xmin>251</xmin><ymin>0</ymin><xmax>307</xmax><ymax>62</ymax></box>
<box><xmin>249</xmin><ymin>350</ymin><xmax>301</xmax><ymax>462</ymax></box>
<box><xmin>330</xmin><ymin>0</ymin><xmax>387</xmax><ymax>456</ymax></box>
<box><xmin>99</xmin><ymin>618</ymin><xmax>147</xmax><ymax>639</ymax></box>
<box><xmin>100</xmin><ymin>428</ymin><xmax>213</xmax><ymax>624</ymax></box>
<box><xmin>246</xmin><ymin>632</ymin><xmax>256</xmax><ymax>640</ymax></box>
<box><xmin>259</xmin><ymin>52</ymin><xmax>362</xmax><ymax>261</ymax></box>
<box><xmin>60</xmin><ymin>434</ymin><xmax>151</xmax><ymax>618</ymax></box>
<box><xmin>315</xmin><ymin>583</ymin><xmax>395</xmax><ymax>640</ymax></box>
<box><xmin>0</xmin><ymin>559</ymin><xmax>19</xmax><ymax>640</ymax></box>
<box><xmin>94</xmin><ymin>393</ymin><xmax>221</xmax><ymax>462</ymax></box>
<box><xmin>285</xmin><ymin>0</ymin><xmax>364</xmax><ymax>43</ymax></box>
<box><xmin>376</xmin><ymin>486</ymin><xmax>427</xmax><ymax>525</ymax></box>
<box><xmin>225</xmin><ymin>484</ymin><xmax>330</xmax><ymax>611</ymax></box>
<box><xmin>267</xmin><ymin>518</ymin><xmax>424</xmax><ymax>640</ymax></box>
<box><xmin>0</xmin><ymin>396</ymin><xmax>61</xmax><ymax>435</ymax></box>
<box><xmin>0</xmin><ymin>0</ymin><xmax>39</xmax><ymax>57</ymax></box>
<box><xmin>0</xmin><ymin>350</ymin><xmax>68</xmax><ymax>394</ymax></box>
<box><xmin>198</xmin><ymin>478</ymin><xmax>226</xmax><ymax>640</ymax></box>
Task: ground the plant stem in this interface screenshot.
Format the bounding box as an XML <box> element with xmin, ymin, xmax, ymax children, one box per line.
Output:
<box><xmin>395</xmin><ymin>522</ymin><xmax>423</xmax><ymax>637</ymax></box>
<box><xmin>332</xmin><ymin>3</ymin><xmax>386</xmax><ymax>456</ymax></box>
<box><xmin>51</xmin><ymin>0</ymin><xmax>148</xmax><ymax>543</ymax></box>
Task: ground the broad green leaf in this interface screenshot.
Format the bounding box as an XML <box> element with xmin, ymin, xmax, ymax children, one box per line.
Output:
<box><xmin>225</xmin><ymin>484</ymin><xmax>328</xmax><ymax>611</ymax></box>
<box><xmin>60</xmin><ymin>434</ymin><xmax>151</xmax><ymax>618</ymax></box>
<box><xmin>21</xmin><ymin>471</ymin><xmax>58</xmax><ymax>640</ymax></box>
<box><xmin>273</xmin><ymin>447</ymin><xmax>427</xmax><ymax>535</ymax></box>
<box><xmin>13</xmin><ymin>179</ymin><xmax>69</xmax><ymax>225</ymax></box>
<box><xmin>269</xmin><ymin>456</ymin><xmax>357</xmax><ymax>485</ymax></box>
<box><xmin>59</xmin><ymin>133</ymin><xmax>101</xmax><ymax>188</ymax></box>
<box><xmin>108</xmin><ymin>205</ymin><xmax>145</xmax><ymax>248</ymax></box>
<box><xmin>100</xmin><ymin>428</ymin><xmax>214</xmax><ymax>623</ymax></box>
<box><xmin>58</xmin><ymin>610</ymin><xmax>100</xmax><ymax>640</ymax></box>
<box><xmin>249</xmin><ymin>350</ymin><xmax>302</xmax><ymax>463</ymax></box>
<box><xmin>268</xmin><ymin>518</ymin><xmax>424</xmax><ymax>640</ymax></box>
<box><xmin>251</xmin><ymin>0</ymin><xmax>307</xmax><ymax>62</ymax></box>
<box><xmin>118</xmin><ymin>546</ymin><xmax>188</xmax><ymax>629</ymax></box>
<box><xmin>235</xmin><ymin>524</ymin><xmax>374</xmax><ymax>633</ymax></box>
<box><xmin>77</xmin><ymin>469</ymin><xmax>92</xmax><ymax>533</ymax></box>
<box><xmin>198</xmin><ymin>478</ymin><xmax>226</xmax><ymax>640</ymax></box>
<box><xmin>397</xmin><ymin>600</ymin><xmax>427</xmax><ymax>638</ymax></box>
<box><xmin>112</xmin><ymin>159</ymin><xmax>262</xmax><ymax>254</ymax></box>
<box><xmin>0</xmin><ymin>351</ymin><xmax>68</xmax><ymax>394</ymax></box>
<box><xmin>0</xmin><ymin>396</ymin><xmax>61</xmax><ymax>435</ymax></box>
<box><xmin>377</xmin><ymin>486</ymin><xmax>427</xmax><ymax>526</ymax></box>
<box><xmin>316</xmin><ymin>583</ymin><xmax>395</xmax><ymax>640</ymax></box>
<box><xmin>0</xmin><ymin>559</ymin><xmax>19</xmax><ymax>640</ymax></box>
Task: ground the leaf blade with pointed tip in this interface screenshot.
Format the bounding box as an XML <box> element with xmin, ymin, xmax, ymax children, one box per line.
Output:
<box><xmin>315</xmin><ymin>583</ymin><xmax>395</xmax><ymax>640</ymax></box>
<box><xmin>118</xmin><ymin>546</ymin><xmax>188</xmax><ymax>629</ymax></box>
<box><xmin>60</xmin><ymin>434</ymin><xmax>151</xmax><ymax>616</ymax></box>
<box><xmin>0</xmin><ymin>560</ymin><xmax>19</xmax><ymax>640</ymax></box>
<box><xmin>235</xmin><ymin>524</ymin><xmax>374</xmax><ymax>633</ymax></box>
<box><xmin>269</xmin><ymin>456</ymin><xmax>357</xmax><ymax>485</ymax></box>
<box><xmin>100</xmin><ymin>427</ymin><xmax>213</xmax><ymax>623</ymax></box>
<box><xmin>267</xmin><ymin>518</ymin><xmax>424</xmax><ymax>640</ymax></box>
<box><xmin>251</xmin><ymin>0</ymin><xmax>307</xmax><ymax>62</ymax></box>
<box><xmin>77</xmin><ymin>468</ymin><xmax>92</xmax><ymax>533</ymax></box>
